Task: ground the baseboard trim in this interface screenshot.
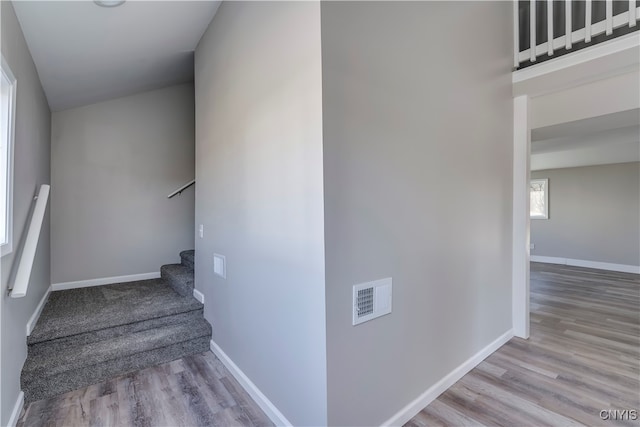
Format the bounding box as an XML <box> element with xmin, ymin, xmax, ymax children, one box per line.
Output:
<box><xmin>7</xmin><ymin>391</ymin><xmax>24</xmax><ymax>427</ymax></box>
<box><xmin>51</xmin><ymin>272</ymin><xmax>161</xmax><ymax>291</ymax></box>
<box><xmin>193</xmin><ymin>289</ymin><xmax>205</xmax><ymax>304</ymax></box>
<box><xmin>209</xmin><ymin>340</ymin><xmax>292</xmax><ymax>427</ymax></box>
<box><xmin>531</xmin><ymin>256</ymin><xmax>640</xmax><ymax>274</ymax></box>
<box><xmin>26</xmin><ymin>286</ymin><xmax>51</xmax><ymax>336</ymax></box>
<box><xmin>381</xmin><ymin>329</ymin><xmax>515</xmax><ymax>427</ymax></box>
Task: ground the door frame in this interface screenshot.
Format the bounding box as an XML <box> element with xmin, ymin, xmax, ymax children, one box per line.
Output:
<box><xmin>512</xmin><ymin>95</ymin><xmax>530</xmax><ymax>339</ymax></box>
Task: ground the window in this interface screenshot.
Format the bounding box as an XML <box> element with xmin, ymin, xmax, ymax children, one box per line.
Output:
<box><xmin>530</xmin><ymin>178</ymin><xmax>548</xmax><ymax>219</ymax></box>
<box><xmin>1</xmin><ymin>55</ymin><xmax>16</xmax><ymax>256</ymax></box>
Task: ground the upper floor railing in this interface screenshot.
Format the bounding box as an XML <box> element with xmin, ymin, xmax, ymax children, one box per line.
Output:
<box><xmin>514</xmin><ymin>0</ymin><xmax>640</xmax><ymax>68</ymax></box>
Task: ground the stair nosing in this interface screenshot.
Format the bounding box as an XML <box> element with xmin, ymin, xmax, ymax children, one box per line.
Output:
<box><xmin>23</xmin><ymin>336</ymin><xmax>210</xmax><ymax>403</ymax></box>
<box><xmin>27</xmin><ymin>306</ymin><xmax>204</xmax><ymax>347</ymax></box>
<box><xmin>23</xmin><ymin>319</ymin><xmax>211</xmax><ymax>377</ymax></box>
<box><xmin>28</xmin><ymin>292</ymin><xmax>202</xmax><ymax>345</ymax></box>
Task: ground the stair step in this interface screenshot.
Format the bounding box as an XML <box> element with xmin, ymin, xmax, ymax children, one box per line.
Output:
<box><xmin>161</xmin><ymin>264</ymin><xmax>194</xmax><ymax>297</ymax></box>
<box><xmin>28</xmin><ymin>279</ymin><xmax>202</xmax><ymax>345</ymax></box>
<box><xmin>28</xmin><ymin>309</ymin><xmax>203</xmax><ymax>354</ymax></box>
<box><xmin>23</xmin><ymin>249</ymin><xmax>211</xmax><ymax>404</ymax></box>
<box><xmin>22</xmin><ymin>319</ymin><xmax>211</xmax><ymax>403</ymax></box>
<box><xmin>180</xmin><ymin>249</ymin><xmax>195</xmax><ymax>271</ymax></box>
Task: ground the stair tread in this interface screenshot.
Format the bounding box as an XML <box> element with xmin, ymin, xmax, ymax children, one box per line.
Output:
<box><xmin>23</xmin><ymin>337</ymin><xmax>210</xmax><ymax>403</ymax></box>
<box><xmin>28</xmin><ymin>309</ymin><xmax>204</xmax><ymax>353</ymax></box>
<box><xmin>162</xmin><ymin>263</ymin><xmax>194</xmax><ymax>278</ymax></box>
<box><xmin>180</xmin><ymin>250</ymin><xmax>195</xmax><ymax>270</ymax></box>
<box><xmin>29</xmin><ymin>279</ymin><xmax>202</xmax><ymax>345</ymax></box>
<box><xmin>23</xmin><ymin>318</ymin><xmax>211</xmax><ymax>378</ymax></box>
<box><xmin>180</xmin><ymin>249</ymin><xmax>194</xmax><ymax>261</ymax></box>
<box><xmin>161</xmin><ymin>263</ymin><xmax>194</xmax><ymax>297</ymax></box>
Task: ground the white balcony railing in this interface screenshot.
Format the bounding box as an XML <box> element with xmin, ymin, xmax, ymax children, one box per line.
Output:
<box><xmin>514</xmin><ymin>0</ymin><xmax>640</xmax><ymax>68</ymax></box>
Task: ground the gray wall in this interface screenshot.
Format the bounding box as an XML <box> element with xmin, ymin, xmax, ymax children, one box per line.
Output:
<box><xmin>51</xmin><ymin>84</ymin><xmax>195</xmax><ymax>284</ymax></box>
<box><xmin>194</xmin><ymin>2</ymin><xmax>327</xmax><ymax>425</ymax></box>
<box><xmin>321</xmin><ymin>2</ymin><xmax>513</xmax><ymax>425</ymax></box>
<box><xmin>531</xmin><ymin>162</ymin><xmax>640</xmax><ymax>266</ymax></box>
<box><xmin>530</xmin><ymin>71</ymin><xmax>640</xmax><ymax>129</ymax></box>
<box><xmin>0</xmin><ymin>2</ymin><xmax>51</xmax><ymax>424</ymax></box>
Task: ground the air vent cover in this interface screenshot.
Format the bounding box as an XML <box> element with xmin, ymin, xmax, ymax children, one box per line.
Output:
<box><xmin>356</xmin><ymin>287</ymin><xmax>374</xmax><ymax>318</ymax></box>
<box><xmin>352</xmin><ymin>278</ymin><xmax>392</xmax><ymax>325</ymax></box>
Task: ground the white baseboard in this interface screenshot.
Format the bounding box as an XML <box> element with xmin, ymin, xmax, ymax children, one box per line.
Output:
<box><xmin>51</xmin><ymin>272</ymin><xmax>161</xmax><ymax>291</ymax></box>
<box><xmin>7</xmin><ymin>391</ymin><xmax>24</xmax><ymax>427</ymax></box>
<box><xmin>381</xmin><ymin>329</ymin><xmax>515</xmax><ymax>427</ymax></box>
<box><xmin>530</xmin><ymin>255</ymin><xmax>568</xmax><ymax>265</ymax></box>
<box><xmin>531</xmin><ymin>256</ymin><xmax>640</xmax><ymax>274</ymax></box>
<box><xmin>26</xmin><ymin>286</ymin><xmax>51</xmax><ymax>336</ymax></box>
<box><xmin>193</xmin><ymin>288</ymin><xmax>205</xmax><ymax>304</ymax></box>
<box><xmin>209</xmin><ymin>340</ymin><xmax>292</xmax><ymax>427</ymax></box>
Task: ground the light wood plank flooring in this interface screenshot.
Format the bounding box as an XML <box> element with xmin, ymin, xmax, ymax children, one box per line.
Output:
<box><xmin>17</xmin><ymin>263</ymin><xmax>640</xmax><ymax>426</ymax></box>
<box><xmin>17</xmin><ymin>351</ymin><xmax>273</xmax><ymax>427</ymax></box>
<box><xmin>406</xmin><ymin>262</ymin><xmax>640</xmax><ymax>427</ymax></box>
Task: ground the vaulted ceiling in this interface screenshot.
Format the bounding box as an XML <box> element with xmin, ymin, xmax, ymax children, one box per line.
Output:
<box><xmin>13</xmin><ymin>1</ymin><xmax>221</xmax><ymax>111</ymax></box>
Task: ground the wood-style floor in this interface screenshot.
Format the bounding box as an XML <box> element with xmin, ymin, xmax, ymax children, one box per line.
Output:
<box><xmin>18</xmin><ymin>263</ymin><xmax>640</xmax><ymax>427</ymax></box>
<box><xmin>406</xmin><ymin>262</ymin><xmax>640</xmax><ymax>427</ymax></box>
<box><xmin>17</xmin><ymin>352</ymin><xmax>273</xmax><ymax>427</ymax></box>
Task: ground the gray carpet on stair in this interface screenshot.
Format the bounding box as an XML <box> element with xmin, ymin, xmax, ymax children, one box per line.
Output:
<box><xmin>28</xmin><ymin>309</ymin><xmax>203</xmax><ymax>355</ymax></box>
<box><xmin>23</xmin><ymin>336</ymin><xmax>210</xmax><ymax>403</ymax></box>
<box><xmin>23</xmin><ymin>249</ymin><xmax>211</xmax><ymax>403</ymax></box>
<box><xmin>29</xmin><ymin>279</ymin><xmax>202</xmax><ymax>345</ymax></box>
<box><xmin>180</xmin><ymin>249</ymin><xmax>195</xmax><ymax>270</ymax></box>
<box><xmin>23</xmin><ymin>319</ymin><xmax>211</xmax><ymax>379</ymax></box>
<box><xmin>161</xmin><ymin>264</ymin><xmax>194</xmax><ymax>297</ymax></box>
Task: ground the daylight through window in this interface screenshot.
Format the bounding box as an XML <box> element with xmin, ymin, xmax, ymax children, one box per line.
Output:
<box><xmin>530</xmin><ymin>178</ymin><xmax>548</xmax><ymax>219</ymax></box>
<box><xmin>1</xmin><ymin>56</ymin><xmax>16</xmax><ymax>255</ymax></box>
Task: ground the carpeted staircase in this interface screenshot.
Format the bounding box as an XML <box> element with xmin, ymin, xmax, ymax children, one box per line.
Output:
<box><xmin>21</xmin><ymin>250</ymin><xmax>210</xmax><ymax>403</ymax></box>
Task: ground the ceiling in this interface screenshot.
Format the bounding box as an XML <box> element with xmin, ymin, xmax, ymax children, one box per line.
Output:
<box><xmin>531</xmin><ymin>109</ymin><xmax>640</xmax><ymax>171</ymax></box>
<box><xmin>13</xmin><ymin>1</ymin><xmax>221</xmax><ymax>111</ymax></box>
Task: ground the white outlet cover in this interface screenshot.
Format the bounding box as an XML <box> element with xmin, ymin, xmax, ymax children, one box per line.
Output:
<box><xmin>213</xmin><ymin>253</ymin><xmax>226</xmax><ymax>279</ymax></box>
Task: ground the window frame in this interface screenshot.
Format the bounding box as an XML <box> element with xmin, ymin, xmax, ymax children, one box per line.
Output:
<box><xmin>530</xmin><ymin>178</ymin><xmax>549</xmax><ymax>220</ymax></box>
<box><xmin>1</xmin><ymin>55</ymin><xmax>17</xmax><ymax>257</ymax></box>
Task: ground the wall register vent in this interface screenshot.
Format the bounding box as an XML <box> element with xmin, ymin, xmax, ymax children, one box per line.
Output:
<box><xmin>352</xmin><ymin>278</ymin><xmax>392</xmax><ymax>325</ymax></box>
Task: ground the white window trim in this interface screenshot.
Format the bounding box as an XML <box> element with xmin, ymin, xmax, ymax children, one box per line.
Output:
<box><xmin>1</xmin><ymin>55</ymin><xmax>16</xmax><ymax>257</ymax></box>
<box><xmin>530</xmin><ymin>178</ymin><xmax>549</xmax><ymax>220</ymax></box>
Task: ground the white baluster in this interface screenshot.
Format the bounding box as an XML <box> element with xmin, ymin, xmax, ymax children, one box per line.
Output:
<box><xmin>585</xmin><ymin>0</ymin><xmax>592</xmax><ymax>42</ymax></box>
<box><xmin>606</xmin><ymin>0</ymin><xmax>613</xmax><ymax>35</ymax></box>
<box><xmin>565</xmin><ymin>0</ymin><xmax>572</xmax><ymax>49</ymax></box>
<box><xmin>630</xmin><ymin>0</ymin><xmax>637</xmax><ymax>27</ymax></box>
<box><xmin>547</xmin><ymin>0</ymin><xmax>554</xmax><ymax>55</ymax></box>
<box><xmin>514</xmin><ymin>0</ymin><xmax>520</xmax><ymax>67</ymax></box>
<box><xmin>531</xmin><ymin>0</ymin><xmax>537</xmax><ymax>61</ymax></box>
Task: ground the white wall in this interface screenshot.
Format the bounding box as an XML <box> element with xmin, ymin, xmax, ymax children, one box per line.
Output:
<box><xmin>51</xmin><ymin>84</ymin><xmax>195</xmax><ymax>284</ymax></box>
<box><xmin>321</xmin><ymin>2</ymin><xmax>514</xmax><ymax>425</ymax></box>
<box><xmin>0</xmin><ymin>2</ymin><xmax>51</xmax><ymax>424</ymax></box>
<box><xmin>531</xmin><ymin>162</ymin><xmax>640</xmax><ymax>267</ymax></box>
<box><xmin>194</xmin><ymin>2</ymin><xmax>327</xmax><ymax>425</ymax></box>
